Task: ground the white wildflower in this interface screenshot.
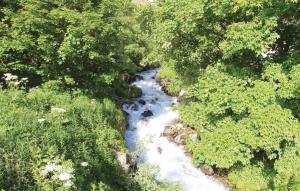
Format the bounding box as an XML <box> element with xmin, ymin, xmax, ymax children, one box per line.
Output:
<box><xmin>29</xmin><ymin>87</ymin><xmax>39</xmax><ymax>92</ymax></box>
<box><xmin>3</xmin><ymin>73</ymin><xmax>12</xmax><ymax>77</ymax></box>
<box><xmin>261</xmin><ymin>49</ymin><xmax>276</xmax><ymax>58</ymax></box>
<box><xmin>81</xmin><ymin>162</ymin><xmax>88</xmax><ymax>167</ymax></box>
<box><xmin>14</xmin><ymin>81</ymin><xmax>21</xmax><ymax>86</ymax></box>
<box><xmin>64</xmin><ymin>180</ymin><xmax>74</xmax><ymax>187</ymax></box>
<box><xmin>43</xmin><ymin>164</ymin><xmax>63</xmax><ymax>174</ymax></box>
<box><xmin>51</xmin><ymin>107</ymin><xmax>66</xmax><ymax>113</ymax></box>
<box><xmin>52</xmin><ymin>174</ymin><xmax>59</xmax><ymax>180</ymax></box>
<box><xmin>38</xmin><ymin>118</ymin><xmax>46</xmax><ymax>123</ymax></box>
<box><xmin>58</xmin><ymin>172</ymin><xmax>72</xmax><ymax>181</ymax></box>
<box><xmin>40</xmin><ymin>169</ymin><xmax>48</xmax><ymax>176</ymax></box>
<box><xmin>53</xmin><ymin>156</ymin><xmax>61</xmax><ymax>164</ymax></box>
<box><xmin>65</xmin><ymin>168</ymin><xmax>75</xmax><ymax>174</ymax></box>
<box><xmin>3</xmin><ymin>73</ymin><xmax>18</xmax><ymax>81</ymax></box>
<box><xmin>20</xmin><ymin>77</ymin><xmax>29</xmax><ymax>82</ymax></box>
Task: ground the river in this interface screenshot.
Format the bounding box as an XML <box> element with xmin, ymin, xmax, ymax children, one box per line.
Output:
<box><xmin>123</xmin><ymin>68</ymin><xmax>229</xmax><ymax>191</ymax></box>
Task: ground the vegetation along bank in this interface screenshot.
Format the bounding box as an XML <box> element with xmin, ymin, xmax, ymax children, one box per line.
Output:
<box><xmin>1</xmin><ymin>0</ymin><xmax>300</xmax><ymax>190</ymax></box>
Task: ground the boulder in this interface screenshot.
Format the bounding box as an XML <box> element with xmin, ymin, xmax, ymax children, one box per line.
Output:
<box><xmin>142</xmin><ymin>110</ymin><xmax>153</xmax><ymax>117</ymax></box>
<box><xmin>112</xmin><ymin>149</ymin><xmax>137</xmax><ymax>174</ymax></box>
<box><xmin>128</xmin><ymin>75</ymin><xmax>144</xmax><ymax>83</ymax></box>
<box><xmin>138</xmin><ymin>99</ymin><xmax>146</xmax><ymax>105</ymax></box>
<box><xmin>178</xmin><ymin>90</ymin><xmax>186</xmax><ymax>97</ymax></box>
<box><xmin>177</xmin><ymin>89</ymin><xmax>187</xmax><ymax>102</ymax></box>
<box><xmin>175</xmin><ymin>123</ymin><xmax>184</xmax><ymax>129</ymax></box>
<box><xmin>191</xmin><ymin>133</ymin><xmax>200</xmax><ymax>142</ymax></box>
<box><xmin>130</xmin><ymin>103</ymin><xmax>139</xmax><ymax>111</ymax></box>
<box><xmin>174</xmin><ymin>135</ymin><xmax>182</xmax><ymax>144</ymax></box>
<box><xmin>157</xmin><ymin>147</ymin><xmax>163</xmax><ymax>154</ymax></box>
<box><xmin>162</xmin><ymin>119</ymin><xmax>198</xmax><ymax>146</ymax></box>
<box><xmin>162</xmin><ymin>124</ymin><xmax>177</xmax><ymax>137</ymax></box>
<box><xmin>198</xmin><ymin>166</ymin><xmax>215</xmax><ymax>176</ymax></box>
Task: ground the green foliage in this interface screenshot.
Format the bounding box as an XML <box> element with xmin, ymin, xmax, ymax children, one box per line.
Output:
<box><xmin>0</xmin><ymin>85</ymin><xmax>127</xmax><ymax>190</ymax></box>
<box><xmin>220</xmin><ymin>17</ymin><xmax>279</xmax><ymax>59</ymax></box>
<box><xmin>228</xmin><ymin>163</ymin><xmax>273</xmax><ymax>191</ymax></box>
<box><xmin>182</xmin><ymin>62</ymin><xmax>300</xmax><ymax>190</ymax></box>
<box><xmin>0</xmin><ymin>0</ymin><xmax>144</xmax><ymax>97</ymax></box>
<box><xmin>128</xmin><ymin>164</ymin><xmax>182</xmax><ymax>191</ymax></box>
<box><xmin>156</xmin><ymin>60</ymin><xmax>184</xmax><ymax>95</ymax></box>
<box><xmin>149</xmin><ymin>0</ymin><xmax>300</xmax><ymax>190</ymax></box>
<box><xmin>2</xmin><ymin>0</ymin><xmax>300</xmax><ymax>190</ymax></box>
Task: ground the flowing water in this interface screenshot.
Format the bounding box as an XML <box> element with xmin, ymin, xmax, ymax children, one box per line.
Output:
<box><xmin>123</xmin><ymin>68</ymin><xmax>229</xmax><ymax>191</ymax></box>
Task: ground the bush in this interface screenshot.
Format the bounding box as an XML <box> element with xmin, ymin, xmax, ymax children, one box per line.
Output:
<box><xmin>128</xmin><ymin>164</ymin><xmax>182</xmax><ymax>191</ymax></box>
<box><xmin>0</xmin><ymin>0</ymin><xmax>144</xmax><ymax>98</ymax></box>
<box><xmin>0</xmin><ymin>86</ymin><xmax>127</xmax><ymax>190</ymax></box>
<box><xmin>148</xmin><ymin>0</ymin><xmax>300</xmax><ymax>190</ymax></box>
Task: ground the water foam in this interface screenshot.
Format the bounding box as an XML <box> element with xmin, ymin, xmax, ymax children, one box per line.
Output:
<box><xmin>123</xmin><ymin>69</ymin><xmax>229</xmax><ymax>191</ymax></box>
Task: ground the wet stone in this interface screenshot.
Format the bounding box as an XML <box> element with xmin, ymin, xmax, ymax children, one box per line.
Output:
<box><xmin>138</xmin><ymin>99</ymin><xmax>146</xmax><ymax>105</ymax></box>
<box><xmin>129</xmin><ymin>75</ymin><xmax>144</xmax><ymax>83</ymax></box>
<box><xmin>130</xmin><ymin>103</ymin><xmax>139</xmax><ymax>111</ymax></box>
<box><xmin>142</xmin><ymin>110</ymin><xmax>153</xmax><ymax>117</ymax></box>
<box><xmin>157</xmin><ymin>147</ymin><xmax>163</xmax><ymax>154</ymax></box>
<box><xmin>198</xmin><ymin>166</ymin><xmax>215</xmax><ymax>176</ymax></box>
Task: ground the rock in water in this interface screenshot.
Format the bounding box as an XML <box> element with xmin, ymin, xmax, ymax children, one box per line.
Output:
<box><xmin>128</xmin><ymin>75</ymin><xmax>144</xmax><ymax>83</ymax></box>
<box><xmin>142</xmin><ymin>110</ymin><xmax>153</xmax><ymax>117</ymax></box>
<box><xmin>138</xmin><ymin>99</ymin><xmax>146</xmax><ymax>105</ymax></box>
<box><xmin>130</xmin><ymin>103</ymin><xmax>139</xmax><ymax>111</ymax></box>
<box><xmin>198</xmin><ymin>166</ymin><xmax>215</xmax><ymax>176</ymax></box>
<box><xmin>151</xmin><ymin>99</ymin><xmax>156</xmax><ymax>104</ymax></box>
<box><xmin>157</xmin><ymin>147</ymin><xmax>163</xmax><ymax>154</ymax></box>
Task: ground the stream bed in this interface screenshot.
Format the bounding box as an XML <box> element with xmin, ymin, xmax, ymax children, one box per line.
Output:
<box><xmin>123</xmin><ymin>68</ymin><xmax>229</xmax><ymax>191</ymax></box>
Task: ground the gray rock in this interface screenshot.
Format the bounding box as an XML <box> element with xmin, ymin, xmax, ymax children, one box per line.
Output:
<box><xmin>191</xmin><ymin>133</ymin><xmax>200</xmax><ymax>142</ymax></box>
<box><xmin>131</xmin><ymin>103</ymin><xmax>139</xmax><ymax>111</ymax></box>
<box><xmin>138</xmin><ymin>99</ymin><xmax>146</xmax><ymax>105</ymax></box>
<box><xmin>129</xmin><ymin>75</ymin><xmax>144</xmax><ymax>83</ymax></box>
<box><xmin>142</xmin><ymin>110</ymin><xmax>153</xmax><ymax>117</ymax></box>
<box><xmin>157</xmin><ymin>147</ymin><xmax>163</xmax><ymax>154</ymax></box>
<box><xmin>198</xmin><ymin>166</ymin><xmax>215</xmax><ymax>176</ymax></box>
<box><xmin>112</xmin><ymin>149</ymin><xmax>137</xmax><ymax>174</ymax></box>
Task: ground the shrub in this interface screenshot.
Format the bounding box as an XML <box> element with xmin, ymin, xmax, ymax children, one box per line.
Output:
<box><xmin>0</xmin><ymin>86</ymin><xmax>127</xmax><ymax>190</ymax></box>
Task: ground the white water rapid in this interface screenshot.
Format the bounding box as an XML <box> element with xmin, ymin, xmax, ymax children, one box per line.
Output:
<box><xmin>123</xmin><ymin>68</ymin><xmax>229</xmax><ymax>191</ymax></box>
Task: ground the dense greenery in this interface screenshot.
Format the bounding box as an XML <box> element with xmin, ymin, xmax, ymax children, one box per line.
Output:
<box><xmin>0</xmin><ymin>0</ymin><xmax>177</xmax><ymax>190</ymax></box>
<box><xmin>140</xmin><ymin>0</ymin><xmax>300</xmax><ymax>190</ymax></box>
<box><xmin>2</xmin><ymin>0</ymin><xmax>300</xmax><ymax>190</ymax></box>
<box><xmin>0</xmin><ymin>81</ymin><xmax>127</xmax><ymax>190</ymax></box>
<box><xmin>0</xmin><ymin>0</ymin><xmax>146</xmax><ymax>98</ymax></box>
<box><xmin>0</xmin><ymin>80</ymin><xmax>180</xmax><ymax>190</ymax></box>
